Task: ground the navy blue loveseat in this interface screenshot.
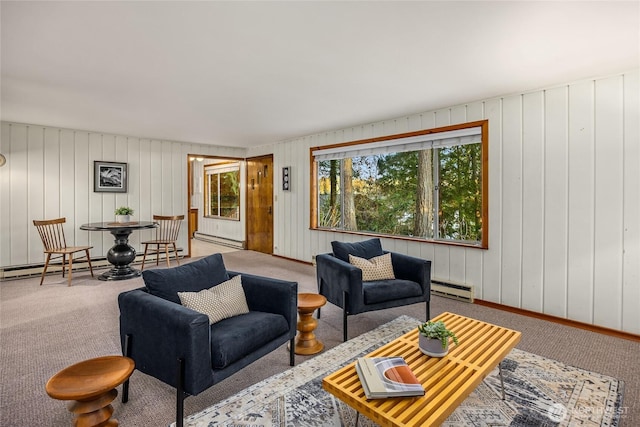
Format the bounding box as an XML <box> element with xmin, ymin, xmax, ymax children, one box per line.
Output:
<box><xmin>118</xmin><ymin>254</ymin><xmax>297</xmax><ymax>427</ymax></box>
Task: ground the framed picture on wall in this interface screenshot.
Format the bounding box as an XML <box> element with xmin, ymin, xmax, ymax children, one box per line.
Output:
<box><xmin>94</xmin><ymin>161</ymin><xmax>128</xmax><ymax>193</ymax></box>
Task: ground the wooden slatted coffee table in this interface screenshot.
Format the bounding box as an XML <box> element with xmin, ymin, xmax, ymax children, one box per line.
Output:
<box><xmin>322</xmin><ymin>312</ymin><xmax>521</xmax><ymax>427</ymax></box>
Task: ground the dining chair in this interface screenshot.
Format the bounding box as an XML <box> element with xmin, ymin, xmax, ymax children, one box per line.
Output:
<box><xmin>32</xmin><ymin>217</ymin><xmax>94</xmax><ymax>286</ymax></box>
<box><xmin>141</xmin><ymin>215</ymin><xmax>184</xmax><ymax>270</ymax></box>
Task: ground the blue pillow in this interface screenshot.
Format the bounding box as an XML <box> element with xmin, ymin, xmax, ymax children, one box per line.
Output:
<box><xmin>142</xmin><ymin>253</ymin><xmax>229</xmax><ymax>304</ymax></box>
<box><xmin>331</xmin><ymin>238</ymin><xmax>384</xmax><ymax>262</ymax></box>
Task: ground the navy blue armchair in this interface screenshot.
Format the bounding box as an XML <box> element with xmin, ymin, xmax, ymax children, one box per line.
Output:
<box><xmin>118</xmin><ymin>254</ymin><xmax>297</xmax><ymax>427</ymax></box>
<box><xmin>316</xmin><ymin>238</ymin><xmax>431</xmax><ymax>341</ymax></box>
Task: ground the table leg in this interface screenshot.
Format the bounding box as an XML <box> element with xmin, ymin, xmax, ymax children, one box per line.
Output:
<box><xmin>99</xmin><ymin>229</ymin><xmax>140</xmax><ymax>281</ymax></box>
<box><xmin>498</xmin><ymin>362</ymin><xmax>505</xmax><ymax>400</ymax></box>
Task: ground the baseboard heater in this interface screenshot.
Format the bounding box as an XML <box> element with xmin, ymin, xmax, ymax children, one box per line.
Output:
<box><xmin>431</xmin><ymin>279</ymin><xmax>474</xmax><ymax>303</ymax></box>
<box><xmin>193</xmin><ymin>232</ymin><xmax>245</xmax><ymax>249</ymax></box>
<box><xmin>0</xmin><ymin>249</ymin><xmax>183</xmax><ymax>280</ymax></box>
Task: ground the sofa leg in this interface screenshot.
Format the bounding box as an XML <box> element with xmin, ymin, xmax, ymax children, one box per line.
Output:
<box><xmin>289</xmin><ymin>337</ymin><xmax>295</xmax><ymax>366</ymax></box>
<box><xmin>176</xmin><ymin>357</ymin><xmax>186</xmax><ymax>427</ymax></box>
<box><xmin>343</xmin><ymin>291</ymin><xmax>349</xmax><ymax>342</ymax></box>
<box><xmin>122</xmin><ymin>334</ymin><xmax>132</xmax><ymax>403</ymax></box>
<box><xmin>426</xmin><ymin>301</ymin><xmax>430</xmax><ymax>321</ymax></box>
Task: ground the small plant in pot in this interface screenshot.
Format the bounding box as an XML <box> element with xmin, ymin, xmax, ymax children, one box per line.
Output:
<box><xmin>114</xmin><ymin>206</ymin><xmax>134</xmax><ymax>223</ymax></box>
<box><xmin>418</xmin><ymin>320</ymin><xmax>459</xmax><ymax>357</ymax></box>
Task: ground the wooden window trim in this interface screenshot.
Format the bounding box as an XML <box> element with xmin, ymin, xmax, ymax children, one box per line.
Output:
<box><xmin>309</xmin><ymin>120</ymin><xmax>489</xmax><ymax>249</ymax></box>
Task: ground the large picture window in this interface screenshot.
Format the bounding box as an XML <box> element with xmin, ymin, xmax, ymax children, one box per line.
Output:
<box><xmin>205</xmin><ymin>162</ymin><xmax>240</xmax><ymax>220</ymax></box>
<box><xmin>311</xmin><ymin>121</ymin><xmax>488</xmax><ymax>248</ymax></box>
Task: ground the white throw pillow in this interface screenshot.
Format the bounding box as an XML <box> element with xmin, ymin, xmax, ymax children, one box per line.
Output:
<box><xmin>348</xmin><ymin>253</ymin><xmax>396</xmax><ymax>281</ymax></box>
<box><xmin>178</xmin><ymin>275</ymin><xmax>249</xmax><ymax>325</ymax></box>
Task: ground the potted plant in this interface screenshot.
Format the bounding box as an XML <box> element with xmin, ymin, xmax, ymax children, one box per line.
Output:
<box><xmin>114</xmin><ymin>206</ymin><xmax>134</xmax><ymax>223</ymax></box>
<box><xmin>418</xmin><ymin>320</ymin><xmax>459</xmax><ymax>357</ymax></box>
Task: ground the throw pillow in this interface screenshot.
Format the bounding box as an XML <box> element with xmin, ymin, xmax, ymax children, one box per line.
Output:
<box><xmin>178</xmin><ymin>275</ymin><xmax>249</xmax><ymax>325</ymax></box>
<box><xmin>348</xmin><ymin>253</ymin><xmax>395</xmax><ymax>281</ymax></box>
<box><xmin>143</xmin><ymin>253</ymin><xmax>230</xmax><ymax>304</ymax></box>
<box><xmin>331</xmin><ymin>238</ymin><xmax>384</xmax><ymax>262</ymax></box>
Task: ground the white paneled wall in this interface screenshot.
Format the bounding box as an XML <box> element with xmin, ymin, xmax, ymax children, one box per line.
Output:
<box><xmin>1</xmin><ymin>70</ymin><xmax>638</xmax><ymax>334</ymax></box>
<box><xmin>0</xmin><ymin>123</ymin><xmax>245</xmax><ymax>267</ymax></box>
<box><xmin>248</xmin><ymin>70</ymin><xmax>640</xmax><ymax>334</ymax></box>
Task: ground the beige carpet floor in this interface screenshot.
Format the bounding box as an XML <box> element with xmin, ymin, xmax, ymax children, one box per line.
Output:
<box><xmin>1</xmin><ymin>250</ymin><xmax>638</xmax><ymax>426</ymax></box>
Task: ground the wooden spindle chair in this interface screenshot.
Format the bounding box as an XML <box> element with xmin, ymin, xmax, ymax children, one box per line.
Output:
<box><xmin>141</xmin><ymin>215</ymin><xmax>184</xmax><ymax>270</ymax></box>
<box><xmin>32</xmin><ymin>217</ymin><xmax>94</xmax><ymax>286</ymax></box>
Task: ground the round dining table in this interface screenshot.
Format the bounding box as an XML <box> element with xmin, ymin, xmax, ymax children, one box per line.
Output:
<box><xmin>80</xmin><ymin>221</ymin><xmax>157</xmax><ymax>281</ymax></box>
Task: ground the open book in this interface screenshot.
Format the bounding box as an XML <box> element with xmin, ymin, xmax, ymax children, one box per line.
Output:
<box><xmin>355</xmin><ymin>357</ymin><xmax>425</xmax><ymax>399</ymax></box>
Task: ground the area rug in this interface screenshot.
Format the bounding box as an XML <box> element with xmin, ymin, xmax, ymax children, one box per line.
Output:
<box><xmin>180</xmin><ymin>315</ymin><xmax>624</xmax><ymax>427</ymax></box>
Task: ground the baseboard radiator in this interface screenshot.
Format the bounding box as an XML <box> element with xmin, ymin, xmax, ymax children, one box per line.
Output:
<box><xmin>193</xmin><ymin>232</ymin><xmax>245</xmax><ymax>249</ymax></box>
<box><xmin>0</xmin><ymin>249</ymin><xmax>183</xmax><ymax>280</ymax></box>
<box><xmin>431</xmin><ymin>279</ymin><xmax>474</xmax><ymax>303</ymax></box>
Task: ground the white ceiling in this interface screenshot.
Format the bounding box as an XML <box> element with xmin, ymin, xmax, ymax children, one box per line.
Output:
<box><xmin>1</xmin><ymin>1</ymin><xmax>638</xmax><ymax>148</ymax></box>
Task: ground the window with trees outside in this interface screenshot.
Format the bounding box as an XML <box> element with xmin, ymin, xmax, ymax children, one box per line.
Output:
<box><xmin>311</xmin><ymin>120</ymin><xmax>488</xmax><ymax>248</ymax></box>
<box><xmin>205</xmin><ymin>162</ymin><xmax>240</xmax><ymax>220</ymax></box>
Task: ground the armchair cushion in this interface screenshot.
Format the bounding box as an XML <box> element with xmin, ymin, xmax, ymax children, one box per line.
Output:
<box><xmin>142</xmin><ymin>253</ymin><xmax>229</xmax><ymax>304</ymax></box>
<box><xmin>363</xmin><ymin>279</ymin><xmax>423</xmax><ymax>304</ymax></box>
<box><xmin>331</xmin><ymin>238</ymin><xmax>384</xmax><ymax>262</ymax></box>
<box><xmin>178</xmin><ymin>275</ymin><xmax>249</xmax><ymax>325</ymax></box>
<box><xmin>210</xmin><ymin>311</ymin><xmax>290</xmax><ymax>369</ymax></box>
<box><xmin>348</xmin><ymin>253</ymin><xmax>395</xmax><ymax>281</ymax></box>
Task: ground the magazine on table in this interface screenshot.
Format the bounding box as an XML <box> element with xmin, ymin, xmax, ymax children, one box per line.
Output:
<box><xmin>355</xmin><ymin>356</ymin><xmax>424</xmax><ymax>399</ymax></box>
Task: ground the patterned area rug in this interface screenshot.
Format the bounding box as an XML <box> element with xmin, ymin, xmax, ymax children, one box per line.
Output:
<box><xmin>181</xmin><ymin>316</ymin><xmax>624</xmax><ymax>427</ymax></box>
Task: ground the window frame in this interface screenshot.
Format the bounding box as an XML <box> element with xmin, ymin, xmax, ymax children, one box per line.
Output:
<box><xmin>309</xmin><ymin>120</ymin><xmax>489</xmax><ymax>249</ymax></box>
<box><xmin>204</xmin><ymin>161</ymin><xmax>241</xmax><ymax>221</ymax></box>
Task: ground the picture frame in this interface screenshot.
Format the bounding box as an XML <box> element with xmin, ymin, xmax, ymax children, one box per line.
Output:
<box><xmin>94</xmin><ymin>161</ymin><xmax>128</xmax><ymax>193</ymax></box>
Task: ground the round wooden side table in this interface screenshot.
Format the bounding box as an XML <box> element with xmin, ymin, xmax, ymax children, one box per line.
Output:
<box><xmin>295</xmin><ymin>293</ymin><xmax>327</xmax><ymax>355</ymax></box>
<box><xmin>45</xmin><ymin>355</ymin><xmax>135</xmax><ymax>427</ymax></box>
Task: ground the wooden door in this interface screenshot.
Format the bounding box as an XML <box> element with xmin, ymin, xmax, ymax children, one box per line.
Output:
<box><xmin>246</xmin><ymin>155</ymin><xmax>273</xmax><ymax>254</ymax></box>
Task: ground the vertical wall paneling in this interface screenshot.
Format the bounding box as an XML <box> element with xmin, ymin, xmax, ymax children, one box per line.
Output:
<box><xmin>521</xmin><ymin>92</ymin><xmax>545</xmax><ymax>312</ymax></box>
<box><xmin>0</xmin><ymin>122</ymin><xmax>242</xmax><ymax>267</ymax></box>
<box><xmin>74</xmin><ymin>132</ymin><xmax>90</xmax><ymax>248</ymax></box>
<box><xmin>543</xmin><ymin>87</ymin><xmax>569</xmax><ymax>317</ymax></box>
<box><xmin>138</xmin><ymin>139</ymin><xmax>153</xmax><ymax>245</ymax></box>
<box><xmin>43</xmin><ymin>128</ymin><xmax>60</xmax><ymax>219</ymax></box>
<box><xmin>593</xmin><ymin>77</ymin><xmax>624</xmax><ymax>329</ymax></box>
<box><xmin>126</xmin><ymin>138</ymin><xmax>141</xmax><ymax>249</ymax></box>
<box><xmin>59</xmin><ymin>130</ymin><xmax>75</xmax><ymax>251</ymax></box>
<box><xmin>27</xmin><ymin>126</ymin><xmax>45</xmax><ymax>262</ymax></box>
<box><xmin>9</xmin><ymin>125</ymin><xmax>28</xmax><ymax>265</ymax></box>
<box><xmin>622</xmin><ymin>70</ymin><xmax>640</xmax><ymax>334</ymax></box>
<box><xmin>501</xmin><ymin>96</ymin><xmax>524</xmax><ymax>307</ymax></box>
<box><xmin>482</xmin><ymin>99</ymin><xmax>503</xmax><ymax>302</ymax></box>
<box><xmin>88</xmin><ymin>133</ymin><xmax>104</xmax><ymax>253</ymax></box>
<box><xmin>0</xmin><ymin>124</ymin><xmax>11</xmax><ymax>266</ymax></box>
<box><xmin>567</xmin><ymin>81</ymin><xmax>596</xmax><ymax>323</ymax></box>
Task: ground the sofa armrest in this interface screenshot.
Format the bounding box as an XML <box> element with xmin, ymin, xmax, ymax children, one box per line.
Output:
<box><xmin>389</xmin><ymin>252</ymin><xmax>432</xmax><ymax>296</ymax></box>
<box><xmin>316</xmin><ymin>253</ymin><xmax>365</xmax><ymax>312</ymax></box>
<box><xmin>228</xmin><ymin>271</ymin><xmax>298</xmax><ymax>339</ymax></box>
<box><xmin>118</xmin><ymin>289</ymin><xmax>214</xmax><ymax>396</ymax></box>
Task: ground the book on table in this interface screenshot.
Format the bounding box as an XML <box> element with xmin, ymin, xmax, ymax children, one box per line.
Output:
<box><xmin>355</xmin><ymin>356</ymin><xmax>424</xmax><ymax>399</ymax></box>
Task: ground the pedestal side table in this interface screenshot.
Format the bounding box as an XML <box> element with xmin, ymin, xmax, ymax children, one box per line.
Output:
<box><xmin>46</xmin><ymin>355</ymin><xmax>135</xmax><ymax>427</ymax></box>
<box><xmin>294</xmin><ymin>293</ymin><xmax>327</xmax><ymax>355</ymax></box>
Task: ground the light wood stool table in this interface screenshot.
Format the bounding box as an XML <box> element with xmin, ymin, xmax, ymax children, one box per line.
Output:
<box><xmin>294</xmin><ymin>293</ymin><xmax>327</xmax><ymax>355</ymax></box>
<box><xmin>46</xmin><ymin>355</ymin><xmax>135</xmax><ymax>427</ymax></box>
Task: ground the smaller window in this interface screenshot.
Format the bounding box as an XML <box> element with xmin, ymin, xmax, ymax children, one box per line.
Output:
<box><xmin>205</xmin><ymin>162</ymin><xmax>240</xmax><ymax>220</ymax></box>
